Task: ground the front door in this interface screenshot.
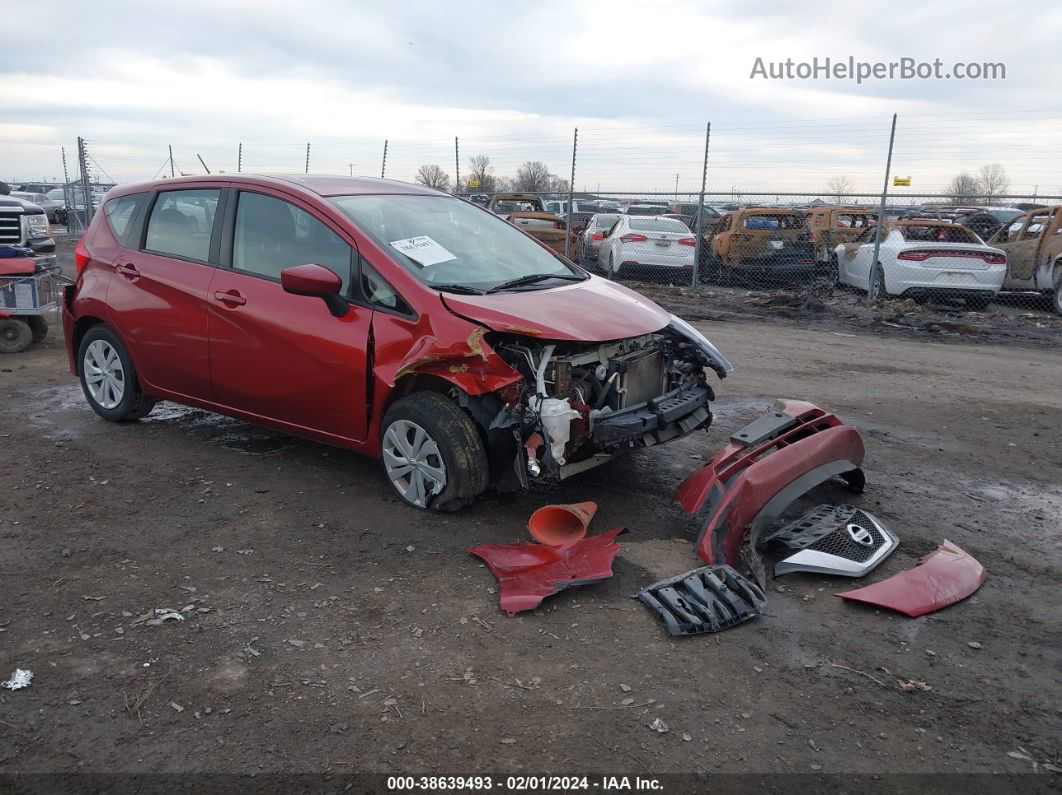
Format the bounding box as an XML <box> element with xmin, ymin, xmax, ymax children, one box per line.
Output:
<box><xmin>207</xmin><ymin>189</ymin><xmax>371</xmax><ymax>443</ymax></box>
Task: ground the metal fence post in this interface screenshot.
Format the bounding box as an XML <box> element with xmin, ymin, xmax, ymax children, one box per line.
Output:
<box><xmin>77</xmin><ymin>137</ymin><xmax>94</xmax><ymax>226</ymax></box>
<box><xmin>237</xmin><ymin>142</ymin><xmax>242</xmax><ymax>173</ymax></box>
<box><xmin>168</xmin><ymin>144</ymin><xmax>175</xmax><ymax>178</ymax></box>
<box><xmin>305</xmin><ymin>142</ymin><xmax>310</xmax><ymax>174</ymax></box>
<box><xmin>381</xmin><ymin>140</ymin><xmax>388</xmax><ymax>179</ymax></box>
<box><xmin>692</xmin><ymin>122</ymin><xmax>711</xmax><ymax>288</ymax></box>
<box><xmin>564</xmin><ymin>127</ymin><xmax>577</xmax><ymax>260</ymax></box>
<box><xmin>869</xmin><ymin>114</ymin><xmax>897</xmax><ymax>298</ymax></box>
<box><xmin>454</xmin><ymin>136</ymin><xmax>460</xmax><ymax>195</ymax></box>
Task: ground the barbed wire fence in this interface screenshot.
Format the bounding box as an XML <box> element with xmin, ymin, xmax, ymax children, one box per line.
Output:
<box><xmin>20</xmin><ymin>111</ymin><xmax>1062</xmax><ymax>318</ymax></box>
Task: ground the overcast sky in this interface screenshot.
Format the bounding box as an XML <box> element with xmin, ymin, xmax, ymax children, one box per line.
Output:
<box><xmin>3</xmin><ymin>0</ymin><xmax>1061</xmax><ymax>194</ymax></box>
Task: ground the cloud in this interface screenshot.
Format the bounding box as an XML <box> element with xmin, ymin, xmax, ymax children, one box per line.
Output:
<box><xmin>1</xmin><ymin>0</ymin><xmax>1060</xmax><ymax>193</ymax></box>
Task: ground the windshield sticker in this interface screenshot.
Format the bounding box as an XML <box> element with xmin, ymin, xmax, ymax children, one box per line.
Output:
<box><xmin>389</xmin><ymin>235</ymin><xmax>457</xmax><ymax>267</ymax></box>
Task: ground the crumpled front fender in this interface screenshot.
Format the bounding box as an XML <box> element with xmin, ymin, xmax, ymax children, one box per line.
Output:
<box><xmin>676</xmin><ymin>400</ymin><xmax>866</xmax><ymax>568</ymax></box>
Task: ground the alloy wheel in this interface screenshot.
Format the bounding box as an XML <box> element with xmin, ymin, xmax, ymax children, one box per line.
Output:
<box><xmin>84</xmin><ymin>339</ymin><xmax>125</xmax><ymax>409</ymax></box>
<box><xmin>382</xmin><ymin>419</ymin><xmax>447</xmax><ymax>508</ymax></box>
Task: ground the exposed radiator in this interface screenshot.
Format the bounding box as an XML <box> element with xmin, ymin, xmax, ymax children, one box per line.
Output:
<box><xmin>620</xmin><ymin>349</ymin><xmax>665</xmax><ymax>407</ymax></box>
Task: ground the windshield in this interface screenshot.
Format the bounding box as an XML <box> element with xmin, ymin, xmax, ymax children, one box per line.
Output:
<box><xmin>331</xmin><ymin>194</ymin><xmax>584</xmax><ymax>292</ymax></box>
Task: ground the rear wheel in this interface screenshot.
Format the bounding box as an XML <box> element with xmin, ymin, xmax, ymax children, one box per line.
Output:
<box><xmin>27</xmin><ymin>315</ymin><xmax>48</xmax><ymax>343</ymax></box>
<box><xmin>78</xmin><ymin>326</ymin><xmax>156</xmax><ymax>421</ymax></box>
<box><xmin>0</xmin><ymin>318</ymin><xmax>32</xmax><ymax>354</ymax></box>
<box><xmin>868</xmin><ymin>262</ymin><xmax>888</xmax><ymax>300</ymax></box>
<box><xmin>381</xmin><ymin>392</ymin><xmax>488</xmax><ymax>512</ymax></box>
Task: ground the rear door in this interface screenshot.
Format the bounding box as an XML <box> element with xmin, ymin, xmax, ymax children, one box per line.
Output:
<box><xmin>1008</xmin><ymin>211</ymin><xmax>1050</xmax><ymax>280</ymax></box>
<box><xmin>207</xmin><ymin>187</ymin><xmax>372</xmax><ymax>443</ymax></box>
<box><xmin>106</xmin><ymin>185</ymin><xmax>224</xmax><ymax>400</ymax></box>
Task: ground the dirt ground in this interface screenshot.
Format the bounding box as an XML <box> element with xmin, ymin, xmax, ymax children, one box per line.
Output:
<box><xmin>1</xmin><ymin>257</ymin><xmax>1060</xmax><ymax>785</ymax></box>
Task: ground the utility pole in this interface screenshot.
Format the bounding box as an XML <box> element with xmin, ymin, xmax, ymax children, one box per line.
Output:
<box><xmin>168</xmin><ymin>145</ymin><xmax>175</xmax><ymax>178</ymax></box>
<box><xmin>305</xmin><ymin>143</ymin><xmax>310</xmax><ymax>174</ymax></box>
<box><xmin>237</xmin><ymin>142</ymin><xmax>243</xmax><ymax>173</ymax></box>
<box><xmin>61</xmin><ymin>146</ymin><xmax>76</xmax><ymax>232</ymax></box>
<box><xmin>869</xmin><ymin>113</ymin><xmax>898</xmax><ymax>300</ymax></box>
<box><xmin>692</xmin><ymin>123</ymin><xmax>711</xmax><ymax>289</ymax></box>
<box><xmin>454</xmin><ymin>136</ymin><xmax>461</xmax><ymax>195</ymax></box>
<box><xmin>381</xmin><ymin>140</ymin><xmax>388</xmax><ymax>179</ymax></box>
<box><xmin>348</xmin><ymin>163</ymin><xmax>354</xmax><ymax>176</ymax></box>
<box><xmin>564</xmin><ymin>127</ymin><xmax>578</xmax><ymax>260</ymax></box>
<box><xmin>675</xmin><ymin>173</ymin><xmax>679</xmax><ymax>200</ymax></box>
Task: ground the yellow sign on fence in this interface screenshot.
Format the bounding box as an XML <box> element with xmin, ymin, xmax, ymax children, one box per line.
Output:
<box><xmin>468</xmin><ymin>178</ymin><xmax>480</xmax><ymax>188</ymax></box>
<box><xmin>893</xmin><ymin>176</ymin><xmax>912</xmax><ymax>186</ymax></box>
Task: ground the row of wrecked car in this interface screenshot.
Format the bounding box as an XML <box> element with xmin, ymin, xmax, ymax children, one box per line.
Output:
<box><xmin>486</xmin><ymin>192</ymin><xmax>1062</xmax><ymax>314</ymax></box>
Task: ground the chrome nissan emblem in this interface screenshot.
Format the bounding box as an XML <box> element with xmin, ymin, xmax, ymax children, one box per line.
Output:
<box><xmin>846</xmin><ymin>523</ymin><xmax>875</xmax><ymax>546</ymax></box>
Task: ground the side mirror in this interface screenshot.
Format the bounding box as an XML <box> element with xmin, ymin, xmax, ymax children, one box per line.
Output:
<box><xmin>281</xmin><ymin>263</ymin><xmax>348</xmax><ymax>317</ymax></box>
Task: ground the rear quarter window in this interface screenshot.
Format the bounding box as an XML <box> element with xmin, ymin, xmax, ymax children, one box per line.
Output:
<box><xmin>103</xmin><ymin>193</ymin><xmax>148</xmax><ymax>246</ymax></box>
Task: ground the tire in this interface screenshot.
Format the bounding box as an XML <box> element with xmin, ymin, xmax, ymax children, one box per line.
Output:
<box><xmin>27</xmin><ymin>315</ymin><xmax>48</xmax><ymax>343</ymax></box>
<box><xmin>380</xmin><ymin>391</ymin><xmax>489</xmax><ymax>512</ymax></box>
<box><xmin>0</xmin><ymin>318</ymin><xmax>32</xmax><ymax>354</ymax></box>
<box><xmin>1052</xmin><ymin>272</ymin><xmax>1062</xmax><ymax>315</ymax></box>
<box><xmin>78</xmin><ymin>325</ymin><xmax>156</xmax><ymax>421</ymax></box>
<box><xmin>868</xmin><ymin>262</ymin><xmax>888</xmax><ymax>300</ymax></box>
<box><xmin>965</xmin><ymin>295</ymin><xmax>991</xmax><ymax>311</ymax></box>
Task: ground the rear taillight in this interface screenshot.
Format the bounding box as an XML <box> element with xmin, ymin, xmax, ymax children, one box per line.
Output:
<box><xmin>898</xmin><ymin>249</ymin><xmax>1005</xmax><ymax>264</ymax></box>
<box><xmin>74</xmin><ymin>237</ymin><xmax>91</xmax><ymax>275</ymax></box>
<box><xmin>619</xmin><ymin>233</ymin><xmax>648</xmax><ymax>243</ymax></box>
<box><xmin>678</xmin><ymin>237</ymin><xmax>696</xmax><ymax>247</ymax></box>
<box><xmin>591</xmin><ymin>232</ymin><xmax>604</xmax><ymax>241</ymax></box>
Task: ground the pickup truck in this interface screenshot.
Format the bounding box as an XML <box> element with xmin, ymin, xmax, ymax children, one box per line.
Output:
<box><xmin>986</xmin><ymin>206</ymin><xmax>1062</xmax><ymax>314</ymax></box>
<box><xmin>0</xmin><ymin>181</ymin><xmax>56</xmax><ymax>263</ymax></box>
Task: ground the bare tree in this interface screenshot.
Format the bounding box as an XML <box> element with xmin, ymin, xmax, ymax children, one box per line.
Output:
<box><xmin>414</xmin><ymin>164</ymin><xmax>451</xmax><ymax>192</ymax></box>
<box><xmin>547</xmin><ymin>175</ymin><xmax>570</xmax><ymax>196</ymax></box>
<box><xmin>946</xmin><ymin>172</ymin><xmax>982</xmax><ymax>203</ymax></box>
<box><xmin>493</xmin><ymin>175</ymin><xmax>515</xmax><ymax>193</ymax></box>
<box><xmin>515</xmin><ymin>161</ymin><xmax>553</xmax><ymax>193</ymax></box>
<box><xmin>467</xmin><ymin>155</ymin><xmax>495</xmax><ymax>192</ymax></box>
<box><xmin>977</xmin><ymin>163</ymin><xmax>1010</xmax><ymax>202</ymax></box>
<box><xmin>826</xmin><ymin>174</ymin><xmax>853</xmax><ymax>202</ymax></box>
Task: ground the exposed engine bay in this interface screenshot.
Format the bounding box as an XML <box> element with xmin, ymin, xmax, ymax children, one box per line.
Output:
<box><xmin>488</xmin><ymin>320</ymin><xmax>732</xmax><ymax>483</ymax></box>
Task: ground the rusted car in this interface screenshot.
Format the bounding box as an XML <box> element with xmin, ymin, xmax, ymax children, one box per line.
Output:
<box><xmin>804</xmin><ymin>206</ymin><xmax>879</xmax><ymax>262</ymax></box>
<box><xmin>986</xmin><ymin>205</ymin><xmax>1062</xmax><ymax>314</ymax></box>
<box><xmin>488</xmin><ymin>193</ymin><xmax>574</xmax><ymax>256</ymax></box>
<box><xmin>699</xmin><ymin>208</ymin><xmax>816</xmax><ymax>284</ymax></box>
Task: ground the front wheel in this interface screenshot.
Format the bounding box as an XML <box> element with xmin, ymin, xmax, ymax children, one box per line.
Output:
<box><xmin>78</xmin><ymin>326</ymin><xmax>156</xmax><ymax>421</ymax></box>
<box><xmin>380</xmin><ymin>392</ymin><xmax>488</xmax><ymax>512</ymax></box>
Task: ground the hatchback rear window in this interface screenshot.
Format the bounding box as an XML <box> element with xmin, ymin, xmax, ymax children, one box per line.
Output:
<box><xmin>628</xmin><ymin>218</ymin><xmax>689</xmax><ymax>233</ymax></box>
<box><xmin>743</xmin><ymin>214</ymin><xmax>805</xmax><ymax>229</ymax></box>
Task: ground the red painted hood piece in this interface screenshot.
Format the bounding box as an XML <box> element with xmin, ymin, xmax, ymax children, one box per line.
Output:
<box><xmin>677</xmin><ymin>400</ymin><xmax>866</xmax><ymax>568</ymax></box>
<box><xmin>441</xmin><ymin>277</ymin><xmax>671</xmax><ymax>341</ymax></box>
<box><xmin>0</xmin><ymin>259</ymin><xmax>36</xmax><ymax>276</ymax></box>
<box><xmin>835</xmin><ymin>540</ymin><xmax>986</xmax><ymax>617</ymax></box>
<box><xmin>468</xmin><ymin>528</ymin><xmax>625</xmax><ymax>615</ymax></box>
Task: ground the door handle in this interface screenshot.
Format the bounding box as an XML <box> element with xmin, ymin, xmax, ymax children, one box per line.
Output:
<box><xmin>115</xmin><ymin>263</ymin><xmax>140</xmax><ymax>280</ymax></box>
<box><xmin>213</xmin><ymin>290</ymin><xmax>246</xmax><ymax>307</ymax></box>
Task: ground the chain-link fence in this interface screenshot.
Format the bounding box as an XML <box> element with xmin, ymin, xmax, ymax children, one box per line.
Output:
<box><xmin>16</xmin><ymin>111</ymin><xmax>1062</xmax><ymax>320</ymax></box>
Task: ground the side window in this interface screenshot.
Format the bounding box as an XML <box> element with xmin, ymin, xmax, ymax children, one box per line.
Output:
<box><xmin>145</xmin><ymin>189</ymin><xmax>220</xmax><ymax>262</ymax></box>
<box><xmin>1022</xmin><ymin>215</ymin><xmax>1048</xmax><ymax>240</ymax></box>
<box><xmin>360</xmin><ymin>260</ymin><xmax>411</xmax><ymax>314</ymax></box>
<box><xmin>103</xmin><ymin>194</ymin><xmax>147</xmax><ymax>246</ymax></box>
<box><xmin>233</xmin><ymin>192</ymin><xmax>352</xmax><ymax>291</ymax></box>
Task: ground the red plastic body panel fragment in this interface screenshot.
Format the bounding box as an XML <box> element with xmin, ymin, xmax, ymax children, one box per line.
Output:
<box><xmin>835</xmin><ymin>540</ymin><xmax>986</xmax><ymax>617</ymax></box>
<box><xmin>468</xmin><ymin>529</ymin><xmax>624</xmax><ymax>615</ymax></box>
<box><xmin>676</xmin><ymin>400</ymin><xmax>865</xmax><ymax>567</ymax></box>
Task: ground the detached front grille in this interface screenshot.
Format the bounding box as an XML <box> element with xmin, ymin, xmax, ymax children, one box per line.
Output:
<box><xmin>620</xmin><ymin>349</ymin><xmax>665</xmax><ymax>407</ymax></box>
<box><xmin>806</xmin><ymin>510</ymin><xmax>885</xmax><ymax>563</ymax></box>
<box><xmin>0</xmin><ymin>212</ymin><xmax>21</xmax><ymax>244</ymax></box>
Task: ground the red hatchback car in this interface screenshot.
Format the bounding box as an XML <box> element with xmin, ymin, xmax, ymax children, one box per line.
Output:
<box><xmin>64</xmin><ymin>175</ymin><xmax>732</xmax><ymax>510</ymax></box>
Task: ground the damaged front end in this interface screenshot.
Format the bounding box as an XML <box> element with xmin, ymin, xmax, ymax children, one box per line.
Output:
<box><xmin>489</xmin><ymin>319</ymin><xmax>732</xmax><ymax>486</ymax></box>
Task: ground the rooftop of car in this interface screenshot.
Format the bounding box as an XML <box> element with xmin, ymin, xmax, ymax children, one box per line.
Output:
<box><xmin>109</xmin><ymin>173</ymin><xmax>442</xmax><ymax>199</ymax></box>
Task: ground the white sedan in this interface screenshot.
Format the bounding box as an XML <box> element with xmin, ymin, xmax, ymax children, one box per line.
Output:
<box><xmin>835</xmin><ymin>221</ymin><xmax>1007</xmax><ymax>310</ymax></box>
<box><xmin>599</xmin><ymin>215</ymin><xmax>696</xmax><ymax>279</ymax></box>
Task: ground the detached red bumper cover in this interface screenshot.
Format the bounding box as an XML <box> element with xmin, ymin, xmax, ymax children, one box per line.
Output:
<box><xmin>835</xmin><ymin>540</ymin><xmax>986</xmax><ymax>617</ymax></box>
<box><xmin>469</xmin><ymin>528</ymin><xmax>625</xmax><ymax>616</ymax></box>
<box><xmin>676</xmin><ymin>400</ymin><xmax>865</xmax><ymax>567</ymax></box>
